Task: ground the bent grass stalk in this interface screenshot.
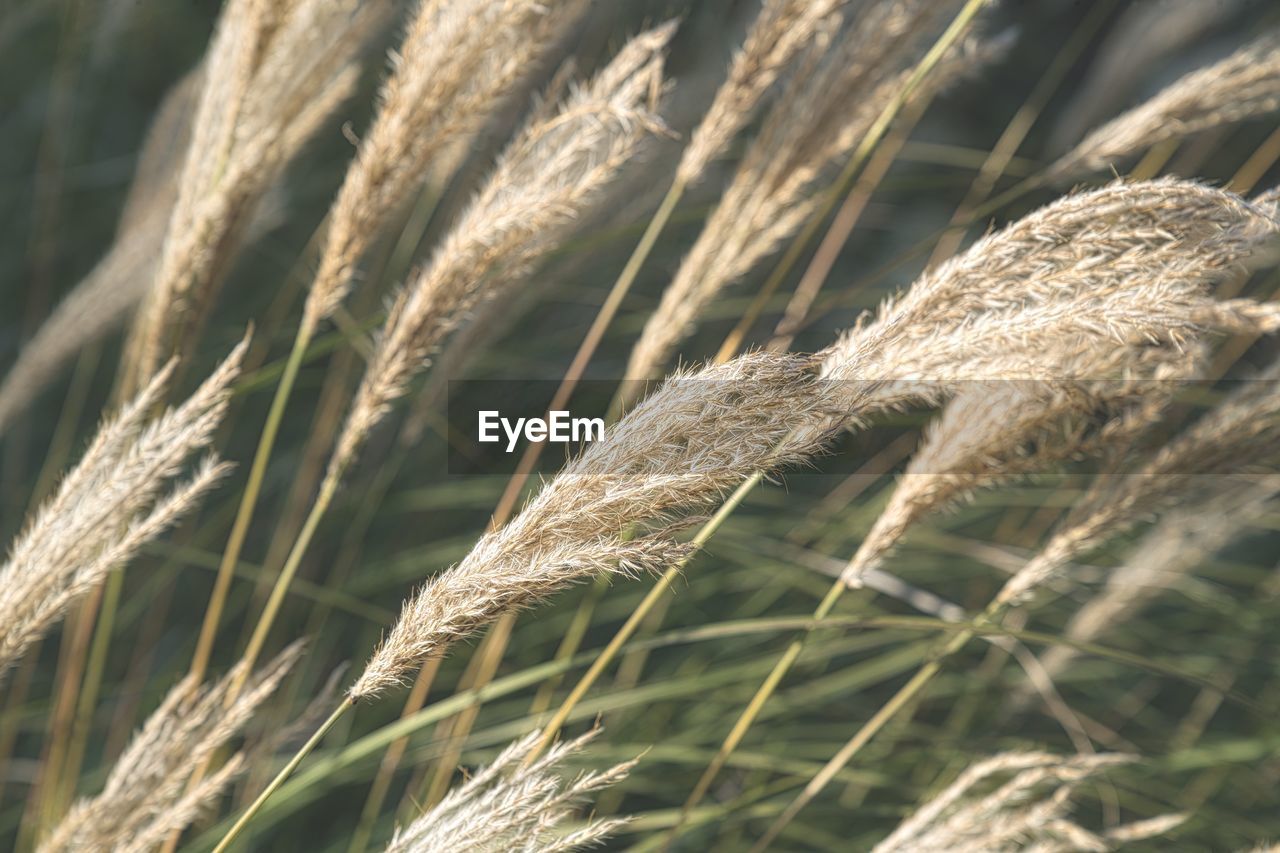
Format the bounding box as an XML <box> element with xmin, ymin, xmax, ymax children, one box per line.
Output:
<box><xmin>751</xmin><ymin>363</ymin><xmax>1280</xmax><ymax>848</ymax></box>
<box><xmin>528</xmin><ymin>471</ymin><xmax>765</xmax><ymax>762</ymax></box>
<box><xmin>401</xmin><ymin>179</ymin><xmax>689</xmax><ymax>808</ymax></box>
<box><xmin>212</xmin><ymin>697</ymin><xmax>355</xmax><ymax>853</ymax></box>
<box><xmin>384</xmin><ymin>0</ymin><xmax>841</xmax><ymax>800</ymax></box>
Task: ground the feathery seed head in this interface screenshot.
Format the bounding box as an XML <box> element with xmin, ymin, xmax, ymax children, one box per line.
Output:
<box><xmin>820</xmin><ymin>179</ymin><xmax>1280</xmax><ymax>416</ymax></box>
<box><xmin>40</xmin><ymin>644</ymin><xmax>301</xmax><ymax>853</ymax></box>
<box><xmin>384</xmin><ymin>728</ymin><xmax>632</xmax><ymax>853</ymax></box>
<box><xmin>0</xmin><ymin>337</ymin><xmax>248</xmax><ymax>678</ymax></box>
<box><xmin>1050</xmin><ymin>31</ymin><xmax>1280</xmax><ymax>181</ymax></box>
<box><xmin>329</xmin><ymin>23</ymin><xmax>674</xmax><ymax>481</ymax></box>
<box><xmin>350</xmin><ymin>351</ymin><xmax>838</xmax><ymax>698</ymax></box>
<box><xmin>873</xmin><ymin>752</ymin><xmax>1180</xmax><ymax>853</ymax></box>
<box><xmin>303</xmin><ymin>0</ymin><xmax>588</xmax><ymax>328</ymax></box>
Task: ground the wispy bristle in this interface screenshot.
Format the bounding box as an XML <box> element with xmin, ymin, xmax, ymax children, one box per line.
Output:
<box><xmin>1050</xmin><ymin>31</ymin><xmax>1280</xmax><ymax>181</ymax></box>
<box><xmin>329</xmin><ymin>24</ymin><xmax>675</xmax><ymax>482</ymax></box>
<box><xmin>39</xmin><ymin>644</ymin><xmax>301</xmax><ymax>853</ymax></box>
<box><xmin>0</xmin><ymin>338</ymin><xmax>247</xmax><ymax>679</ymax></box>
<box><xmin>349</xmin><ymin>352</ymin><xmax>836</xmax><ymax>699</ymax></box>
<box><xmin>385</xmin><ymin>728</ymin><xmax>632</xmax><ymax>853</ymax></box>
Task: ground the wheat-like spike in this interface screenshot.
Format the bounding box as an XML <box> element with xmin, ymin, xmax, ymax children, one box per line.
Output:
<box><xmin>675</xmin><ymin>0</ymin><xmax>848</xmax><ymax>185</ymax></box>
<box><xmin>125</xmin><ymin>0</ymin><xmax>387</xmax><ymax>388</ymax></box>
<box><xmin>0</xmin><ymin>337</ymin><xmax>247</xmax><ymax>679</ymax></box>
<box><xmin>350</xmin><ymin>351</ymin><xmax>838</xmax><ymax>698</ymax></box>
<box><xmin>996</xmin><ymin>356</ymin><xmax>1280</xmax><ymax>608</ymax></box>
<box><xmin>841</xmin><ymin>341</ymin><xmax>1201</xmax><ymax>587</ymax></box>
<box><xmin>625</xmin><ymin>1</ymin><xmax>1001</xmax><ymax>385</ymax></box>
<box><xmin>39</xmin><ymin>644</ymin><xmax>301</xmax><ymax>853</ymax></box>
<box><xmin>1050</xmin><ymin>31</ymin><xmax>1280</xmax><ymax>181</ymax></box>
<box><xmin>385</xmin><ymin>728</ymin><xmax>633</xmax><ymax>853</ymax></box>
<box><xmin>873</xmin><ymin>752</ymin><xmax>1180</xmax><ymax>853</ymax></box>
<box><xmin>820</xmin><ymin>179</ymin><xmax>1280</xmax><ymax>416</ymax></box>
<box><xmin>302</xmin><ymin>0</ymin><xmax>587</xmax><ymax>329</ymax></box>
<box><xmin>329</xmin><ymin>24</ymin><xmax>674</xmax><ymax>481</ymax></box>
<box><xmin>1030</xmin><ymin>476</ymin><xmax>1278</xmax><ymax>686</ymax></box>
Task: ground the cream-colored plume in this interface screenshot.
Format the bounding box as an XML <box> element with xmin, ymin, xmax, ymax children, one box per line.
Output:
<box><xmin>873</xmin><ymin>752</ymin><xmax>1183</xmax><ymax>853</ymax></box>
<box><xmin>1050</xmin><ymin>31</ymin><xmax>1280</xmax><ymax>181</ymax></box>
<box><xmin>40</xmin><ymin>645</ymin><xmax>301</xmax><ymax>853</ymax></box>
<box><xmin>385</xmin><ymin>728</ymin><xmax>632</xmax><ymax>853</ymax></box>
<box><xmin>124</xmin><ymin>0</ymin><xmax>388</xmax><ymax>388</ymax></box>
<box><xmin>0</xmin><ymin>338</ymin><xmax>247</xmax><ymax>679</ymax></box>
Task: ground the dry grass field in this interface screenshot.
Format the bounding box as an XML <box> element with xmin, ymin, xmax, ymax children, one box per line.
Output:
<box><xmin>2</xmin><ymin>1</ymin><xmax>1280</xmax><ymax>850</ymax></box>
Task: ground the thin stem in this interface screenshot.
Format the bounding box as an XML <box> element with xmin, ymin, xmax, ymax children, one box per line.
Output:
<box><xmin>191</xmin><ymin>318</ymin><xmax>315</xmax><ymax>683</ymax></box>
<box><xmin>752</xmin><ymin>631</ymin><xmax>966</xmax><ymax>852</ymax></box>
<box><xmin>213</xmin><ymin>698</ymin><xmax>355</xmax><ymax>853</ymax></box>
<box><xmin>55</xmin><ymin>566</ymin><xmax>124</xmax><ymax>817</ymax></box>
<box><xmin>240</xmin><ymin>467</ymin><xmax>342</xmax><ymax>680</ymax></box>
<box><xmin>529</xmin><ymin>470</ymin><xmax>765</xmax><ymax>763</ymax></box>
<box><xmin>347</xmin><ymin>656</ymin><xmax>442</xmax><ymax>853</ymax></box>
<box><xmin>662</xmin><ymin>581</ymin><xmax>847</xmax><ymax>849</ymax></box>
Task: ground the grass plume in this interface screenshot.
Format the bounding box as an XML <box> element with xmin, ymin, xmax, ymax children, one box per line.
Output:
<box><xmin>39</xmin><ymin>645</ymin><xmax>301</xmax><ymax>853</ymax></box>
<box><xmin>350</xmin><ymin>351</ymin><xmax>837</xmax><ymax>699</ymax></box>
<box><xmin>1050</xmin><ymin>31</ymin><xmax>1280</xmax><ymax>181</ymax></box>
<box><xmin>872</xmin><ymin>752</ymin><xmax>1182</xmax><ymax>852</ymax></box>
<box><xmin>384</xmin><ymin>728</ymin><xmax>632</xmax><ymax>853</ymax></box>
<box><xmin>623</xmin><ymin>0</ymin><xmax>993</xmax><ymax>389</ymax></box>
<box><xmin>125</xmin><ymin>0</ymin><xmax>386</xmax><ymax>388</ymax></box>
<box><xmin>0</xmin><ymin>338</ymin><xmax>246</xmax><ymax>679</ymax></box>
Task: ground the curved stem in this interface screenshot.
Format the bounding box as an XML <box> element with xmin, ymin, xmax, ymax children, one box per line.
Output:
<box><xmin>191</xmin><ymin>318</ymin><xmax>315</xmax><ymax>683</ymax></box>
<box><xmin>662</xmin><ymin>581</ymin><xmax>847</xmax><ymax>850</ymax></box>
<box><xmin>213</xmin><ymin>698</ymin><xmax>354</xmax><ymax>853</ymax></box>
<box><xmin>240</xmin><ymin>467</ymin><xmax>342</xmax><ymax>680</ymax></box>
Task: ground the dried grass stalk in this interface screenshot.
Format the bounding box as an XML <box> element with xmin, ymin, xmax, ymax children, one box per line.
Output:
<box><xmin>841</xmin><ymin>342</ymin><xmax>1200</xmax><ymax>586</ymax></box>
<box><xmin>385</xmin><ymin>728</ymin><xmax>632</xmax><ymax>853</ymax></box>
<box><xmin>125</xmin><ymin>0</ymin><xmax>386</xmax><ymax>387</ymax></box>
<box><xmin>0</xmin><ymin>338</ymin><xmax>247</xmax><ymax>679</ymax></box>
<box><xmin>1050</xmin><ymin>31</ymin><xmax>1280</xmax><ymax>180</ymax></box>
<box><xmin>302</xmin><ymin>0</ymin><xmax>587</xmax><ymax>329</ymax></box>
<box><xmin>1033</xmin><ymin>475</ymin><xmax>1279</xmax><ymax>684</ymax></box>
<box><xmin>350</xmin><ymin>352</ymin><xmax>836</xmax><ymax>698</ymax></box>
<box><xmin>676</xmin><ymin>0</ymin><xmax>847</xmax><ymax>185</ymax></box>
<box><xmin>330</xmin><ymin>24</ymin><xmax>674</xmax><ymax>481</ymax></box>
<box><xmin>873</xmin><ymin>752</ymin><xmax>1182</xmax><ymax>853</ymax></box>
<box><xmin>39</xmin><ymin>645</ymin><xmax>301</xmax><ymax>853</ymax></box>
<box><xmin>820</xmin><ymin>179</ymin><xmax>1280</xmax><ymax>416</ymax></box>
<box><xmin>996</xmin><ymin>356</ymin><xmax>1280</xmax><ymax>608</ymax></box>
<box><xmin>626</xmin><ymin>1</ymin><xmax>994</xmax><ymax>385</ymax></box>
